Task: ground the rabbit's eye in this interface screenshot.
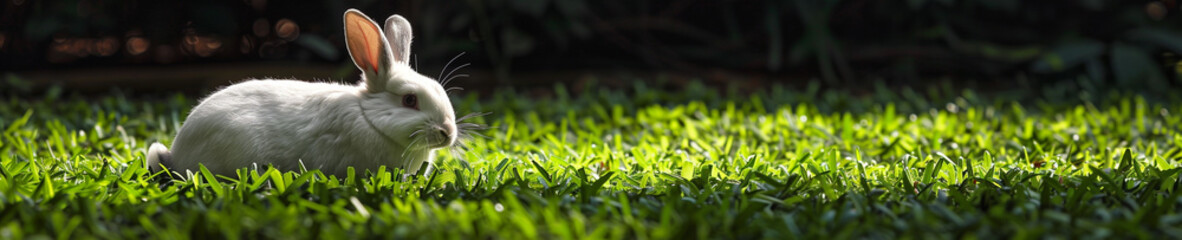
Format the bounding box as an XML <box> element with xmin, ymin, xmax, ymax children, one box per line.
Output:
<box><xmin>402</xmin><ymin>94</ymin><xmax>418</xmax><ymax>109</ymax></box>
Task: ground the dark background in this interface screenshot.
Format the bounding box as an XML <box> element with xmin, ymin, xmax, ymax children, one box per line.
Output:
<box><xmin>2</xmin><ymin>0</ymin><xmax>1182</xmax><ymax>100</ymax></box>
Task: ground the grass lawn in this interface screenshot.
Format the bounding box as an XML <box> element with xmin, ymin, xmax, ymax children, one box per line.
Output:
<box><xmin>2</xmin><ymin>82</ymin><xmax>1182</xmax><ymax>239</ymax></box>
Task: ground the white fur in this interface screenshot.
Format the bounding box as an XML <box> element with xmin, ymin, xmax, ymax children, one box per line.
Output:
<box><xmin>147</xmin><ymin>9</ymin><xmax>456</xmax><ymax>177</ymax></box>
<box><xmin>146</xmin><ymin>143</ymin><xmax>169</xmax><ymax>172</ymax></box>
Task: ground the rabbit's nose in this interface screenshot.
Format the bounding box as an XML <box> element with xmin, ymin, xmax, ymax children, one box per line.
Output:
<box><xmin>440</xmin><ymin>123</ymin><xmax>457</xmax><ymax>146</ymax></box>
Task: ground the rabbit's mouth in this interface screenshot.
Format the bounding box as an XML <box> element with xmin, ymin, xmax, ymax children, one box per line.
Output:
<box><xmin>410</xmin><ymin>123</ymin><xmax>454</xmax><ymax>149</ymax></box>
<box><xmin>410</xmin><ymin>112</ymin><xmax>488</xmax><ymax>150</ymax></box>
<box><xmin>421</xmin><ymin>126</ymin><xmax>452</xmax><ymax>149</ymax></box>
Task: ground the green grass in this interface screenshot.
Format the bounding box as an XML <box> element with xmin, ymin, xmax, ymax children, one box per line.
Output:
<box><xmin>3</xmin><ymin>82</ymin><xmax>1182</xmax><ymax>239</ymax></box>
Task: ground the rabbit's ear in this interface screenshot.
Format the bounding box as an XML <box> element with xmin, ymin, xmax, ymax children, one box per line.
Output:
<box><xmin>383</xmin><ymin>15</ymin><xmax>413</xmax><ymax>66</ymax></box>
<box><xmin>344</xmin><ymin>9</ymin><xmax>395</xmax><ymax>90</ymax></box>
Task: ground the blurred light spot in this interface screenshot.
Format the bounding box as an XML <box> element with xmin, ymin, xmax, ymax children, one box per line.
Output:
<box><xmin>183</xmin><ymin>28</ymin><xmax>199</xmax><ymax>47</ymax></box>
<box><xmin>95</xmin><ymin>37</ymin><xmax>119</xmax><ymax>56</ymax></box>
<box><xmin>0</xmin><ymin>33</ymin><xmax>6</xmax><ymax>49</ymax></box>
<box><xmin>275</xmin><ymin>19</ymin><xmax>299</xmax><ymax>41</ymax></box>
<box><xmin>1147</xmin><ymin>2</ymin><xmax>1168</xmax><ymax>20</ymax></box>
<box><xmin>180</xmin><ymin>27</ymin><xmax>216</xmax><ymax>57</ymax></box>
<box><xmin>70</xmin><ymin>39</ymin><xmax>90</xmax><ymax>57</ymax></box>
<box><xmin>196</xmin><ymin>36</ymin><xmax>224</xmax><ymax>57</ymax></box>
<box><xmin>253</xmin><ymin>19</ymin><xmax>270</xmax><ymax>37</ymax></box>
<box><xmin>240</xmin><ymin>35</ymin><xmax>255</xmax><ymax>54</ymax></box>
<box><xmin>126</xmin><ymin>37</ymin><xmax>150</xmax><ymax>55</ymax></box>
<box><xmin>12</xmin><ymin>0</ymin><xmax>25</xmax><ymax>6</ymax></box>
<box><xmin>205</xmin><ymin>38</ymin><xmax>223</xmax><ymax>49</ymax></box>
<box><xmin>51</xmin><ymin>36</ymin><xmax>68</xmax><ymax>55</ymax></box>
<box><xmin>47</xmin><ymin>37</ymin><xmax>76</xmax><ymax>63</ymax></box>
<box><xmin>182</xmin><ymin>33</ymin><xmax>223</xmax><ymax>57</ymax></box>
<box><xmin>48</xmin><ymin>37</ymin><xmax>111</xmax><ymax>63</ymax></box>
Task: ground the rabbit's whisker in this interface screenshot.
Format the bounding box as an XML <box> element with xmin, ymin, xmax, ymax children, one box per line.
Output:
<box><xmin>448</xmin><ymin>147</ymin><xmax>465</xmax><ymax>161</ymax></box>
<box><xmin>409</xmin><ymin>128</ymin><xmax>430</xmax><ymax>138</ymax></box>
<box><xmin>452</xmin><ymin>112</ymin><xmax>490</xmax><ymax>143</ymax></box>
<box><xmin>457</xmin><ymin>128</ymin><xmax>487</xmax><ymax>139</ymax></box>
<box><xmin>457</xmin><ymin>122</ymin><xmax>485</xmax><ymax>130</ymax></box>
<box><xmin>438</xmin><ymin>52</ymin><xmax>467</xmax><ymax>84</ymax></box>
<box><xmin>402</xmin><ymin>149</ymin><xmax>417</xmax><ymax>170</ymax></box>
<box><xmin>441</xmin><ymin>64</ymin><xmax>470</xmax><ymax>87</ymax></box>
<box><xmin>403</xmin><ymin>136</ymin><xmax>427</xmax><ymax>158</ymax></box>
<box><xmin>442</xmin><ymin>74</ymin><xmax>469</xmax><ymax>88</ymax></box>
<box><xmin>456</xmin><ymin>112</ymin><xmax>491</xmax><ymax>123</ymax></box>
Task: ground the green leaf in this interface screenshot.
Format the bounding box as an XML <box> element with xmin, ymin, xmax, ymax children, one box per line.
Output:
<box><xmin>530</xmin><ymin>159</ymin><xmax>552</xmax><ymax>185</ymax></box>
<box><xmin>4</xmin><ymin>109</ymin><xmax>33</xmax><ymax>133</ymax></box>
<box><xmin>198</xmin><ymin>164</ymin><xmax>225</xmax><ymax>197</ymax></box>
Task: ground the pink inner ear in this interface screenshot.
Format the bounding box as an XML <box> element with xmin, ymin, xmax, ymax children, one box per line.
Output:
<box><xmin>356</xmin><ymin>21</ymin><xmax>379</xmax><ymax>72</ymax></box>
<box><xmin>347</xmin><ymin>15</ymin><xmax>382</xmax><ymax>73</ymax></box>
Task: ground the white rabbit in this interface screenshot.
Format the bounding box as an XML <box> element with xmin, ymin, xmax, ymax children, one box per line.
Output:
<box><xmin>147</xmin><ymin>9</ymin><xmax>470</xmax><ymax>177</ymax></box>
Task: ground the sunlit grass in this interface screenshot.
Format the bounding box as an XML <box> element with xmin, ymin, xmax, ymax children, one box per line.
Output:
<box><xmin>2</xmin><ymin>82</ymin><xmax>1182</xmax><ymax>238</ymax></box>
